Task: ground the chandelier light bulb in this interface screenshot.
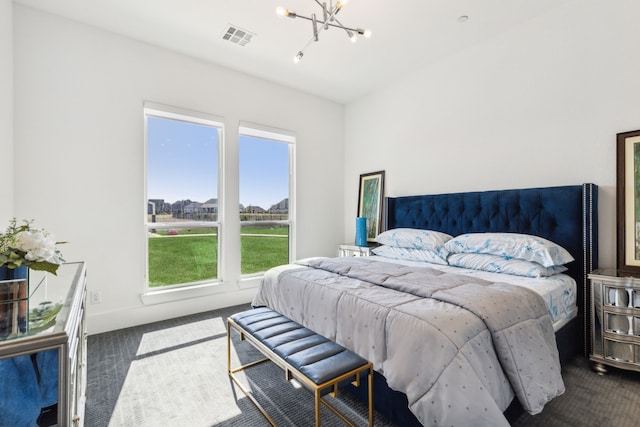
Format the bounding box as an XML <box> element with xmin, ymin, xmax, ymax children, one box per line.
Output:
<box><xmin>363</xmin><ymin>29</ymin><xmax>372</xmax><ymax>38</ymax></box>
<box><xmin>294</xmin><ymin>51</ymin><xmax>304</xmax><ymax>63</ymax></box>
<box><xmin>276</xmin><ymin>7</ymin><xmax>296</xmax><ymax>18</ymax></box>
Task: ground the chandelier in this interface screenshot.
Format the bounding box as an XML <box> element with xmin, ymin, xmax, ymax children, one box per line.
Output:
<box><xmin>276</xmin><ymin>0</ymin><xmax>371</xmax><ymax>63</ymax></box>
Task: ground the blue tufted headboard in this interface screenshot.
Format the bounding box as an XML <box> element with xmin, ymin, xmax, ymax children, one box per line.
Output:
<box><xmin>384</xmin><ymin>183</ymin><xmax>598</xmax><ymax>356</ymax></box>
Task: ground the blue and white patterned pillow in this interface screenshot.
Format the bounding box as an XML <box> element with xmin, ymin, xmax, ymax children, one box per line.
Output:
<box><xmin>375</xmin><ymin>228</ymin><xmax>453</xmax><ymax>251</ymax></box>
<box><xmin>447</xmin><ymin>253</ymin><xmax>568</xmax><ymax>278</ymax></box>
<box><xmin>442</xmin><ymin>232</ymin><xmax>574</xmax><ymax>268</ymax></box>
<box><xmin>372</xmin><ymin>245</ymin><xmax>448</xmax><ymax>265</ymax></box>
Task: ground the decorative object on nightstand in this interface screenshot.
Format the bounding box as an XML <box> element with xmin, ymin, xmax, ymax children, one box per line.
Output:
<box><xmin>588</xmin><ymin>269</ymin><xmax>640</xmax><ymax>374</ymax></box>
<box><xmin>355</xmin><ymin>217</ymin><xmax>367</xmax><ymax>247</ymax></box>
<box><xmin>338</xmin><ymin>243</ymin><xmax>379</xmax><ymax>257</ymax></box>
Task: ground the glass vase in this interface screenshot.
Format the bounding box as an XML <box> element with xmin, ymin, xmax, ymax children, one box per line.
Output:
<box><xmin>0</xmin><ymin>265</ymin><xmax>29</xmax><ymax>339</ymax></box>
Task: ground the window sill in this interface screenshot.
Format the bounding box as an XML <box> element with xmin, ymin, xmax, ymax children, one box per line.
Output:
<box><xmin>140</xmin><ymin>281</ymin><xmax>229</xmax><ymax>306</ymax></box>
<box><xmin>238</xmin><ymin>276</ymin><xmax>263</xmax><ymax>290</ymax></box>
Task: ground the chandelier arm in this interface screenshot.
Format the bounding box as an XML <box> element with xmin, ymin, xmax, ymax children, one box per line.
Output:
<box><xmin>312</xmin><ymin>14</ymin><xmax>319</xmax><ymax>41</ymax></box>
<box><xmin>294</xmin><ymin>14</ymin><xmax>361</xmax><ymax>33</ymax></box>
<box><xmin>325</xmin><ymin>21</ymin><xmax>360</xmax><ymax>32</ymax></box>
<box><xmin>312</xmin><ymin>0</ymin><xmax>326</xmax><ymax>18</ymax></box>
<box><xmin>294</xmin><ymin>2</ymin><xmax>340</xmax><ymax>25</ymax></box>
<box><xmin>294</xmin><ymin>14</ymin><xmax>316</xmax><ymax>22</ymax></box>
<box><xmin>322</xmin><ymin>2</ymin><xmax>329</xmax><ymax>28</ymax></box>
<box><xmin>301</xmin><ymin>34</ymin><xmax>316</xmax><ymax>51</ymax></box>
<box><xmin>331</xmin><ymin>16</ymin><xmax>357</xmax><ymax>37</ymax></box>
<box><xmin>294</xmin><ymin>33</ymin><xmax>317</xmax><ymax>62</ymax></box>
<box><xmin>312</xmin><ymin>0</ymin><xmax>342</xmax><ymax>14</ymax></box>
<box><xmin>296</xmin><ymin>13</ymin><xmax>328</xmax><ymax>42</ymax></box>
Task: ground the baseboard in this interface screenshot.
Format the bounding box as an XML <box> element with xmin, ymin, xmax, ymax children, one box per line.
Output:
<box><xmin>86</xmin><ymin>288</ymin><xmax>255</xmax><ymax>335</ymax></box>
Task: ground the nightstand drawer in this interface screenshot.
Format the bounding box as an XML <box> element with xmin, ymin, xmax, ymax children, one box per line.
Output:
<box><xmin>604</xmin><ymin>312</ymin><xmax>637</xmax><ymax>335</ymax></box>
<box><xmin>603</xmin><ymin>286</ymin><xmax>640</xmax><ymax>309</ymax></box>
<box><xmin>604</xmin><ymin>339</ymin><xmax>637</xmax><ymax>364</ymax></box>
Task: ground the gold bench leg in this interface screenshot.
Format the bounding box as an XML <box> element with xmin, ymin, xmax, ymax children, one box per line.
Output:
<box><xmin>315</xmin><ymin>389</ymin><xmax>322</xmax><ymax>427</ymax></box>
<box><xmin>368</xmin><ymin>366</ymin><xmax>374</xmax><ymax>427</ymax></box>
<box><xmin>227</xmin><ymin>320</ymin><xmax>231</xmax><ymax>374</ymax></box>
<box><xmin>227</xmin><ymin>319</ymin><xmax>277</xmax><ymax>426</ymax></box>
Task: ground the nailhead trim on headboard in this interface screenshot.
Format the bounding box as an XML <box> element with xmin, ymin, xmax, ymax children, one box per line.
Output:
<box><xmin>582</xmin><ymin>183</ymin><xmax>598</xmax><ymax>357</ymax></box>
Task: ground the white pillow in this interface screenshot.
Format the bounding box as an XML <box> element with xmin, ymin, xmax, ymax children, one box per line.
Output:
<box><xmin>442</xmin><ymin>232</ymin><xmax>574</xmax><ymax>268</ymax></box>
<box><xmin>372</xmin><ymin>245</ymin><xmax>448</xmax><ymax>265</ymax></box>
<box><xmin>447</xmin><ymin>253</ymin><xmax>568</xmax><ymax>278</ymax></box>
<box><xmin>375</xmin><ymin>228</ymin><xmax>453</xmax><ymax>251</ymax></box>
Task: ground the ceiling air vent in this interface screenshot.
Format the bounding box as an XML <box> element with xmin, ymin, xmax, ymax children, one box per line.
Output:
<box><xmin>222</xmin><ymin>25</ymin><xmax>254</xmax><ymax>47</ymax></box>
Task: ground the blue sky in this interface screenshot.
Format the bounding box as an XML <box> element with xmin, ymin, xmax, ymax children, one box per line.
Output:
<box><xmin>147</xmin><ymin>117</ymin><xmax>288</xmax><ymax>209</ymax></box>
<box><xmin>239</xmin><ymin>136</ymin><xmax>289</xmax><ymax>209</ymax></box>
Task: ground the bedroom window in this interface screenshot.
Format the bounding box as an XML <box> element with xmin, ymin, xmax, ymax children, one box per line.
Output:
<box><xmin>144</xmin><ymin>103</ymin><xmax>222</xmax><ymax>289</ymax></box>
<box><xmin>239</xmin><ymin>124</ymin><xmax>295</xmax><ymax>276</ymax></box>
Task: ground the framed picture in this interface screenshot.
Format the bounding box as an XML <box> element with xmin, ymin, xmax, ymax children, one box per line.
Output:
<box><xmin>357</xmin><ymin>170</ymin><xmax>385</xmax><ymax>242</ymax></box>
<box><xmin>617</xmin><ymin>129</ymin><xmax>640</xmax><ymax>273</ymax></box>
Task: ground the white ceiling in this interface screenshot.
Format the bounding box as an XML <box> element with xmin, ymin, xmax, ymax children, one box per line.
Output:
<box><xmin>13</xmin><ymin>0</ymin><xmax>566</xmax><ymax>104</ymax></box>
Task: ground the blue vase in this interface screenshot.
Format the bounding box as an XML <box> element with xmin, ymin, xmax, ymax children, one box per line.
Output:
<box><xmin>0</xmin><ymin>265</ymin><xmax>28</xmax><ymax>281</ymax></box>
<box><xmin>355</xmin><ymin>217</ymin><xmax>367</xmax><ymax>247</ymax></box>
<box><xmin>0</xmin><ymin>265</ymin><xmax>29</xmax><ymax>337</ymax></box>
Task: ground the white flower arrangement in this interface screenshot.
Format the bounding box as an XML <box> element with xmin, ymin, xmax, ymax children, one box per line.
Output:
<box><xmin>0</xmin><ymin>219</ymin><xmax>66</xmax><ymax>275</ymax></box>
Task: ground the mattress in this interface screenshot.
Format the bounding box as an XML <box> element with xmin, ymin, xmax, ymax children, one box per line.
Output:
<box><xmin>367</xmin><ymin>255</ymin><xmax>577</xmax><ymax>331</ymax></box>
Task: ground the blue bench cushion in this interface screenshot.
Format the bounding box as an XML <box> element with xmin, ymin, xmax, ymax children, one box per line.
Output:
<box><xmin>231</xmin><ymin>307</ymin><xmax>369</xmax><ymax>385</ymax></box>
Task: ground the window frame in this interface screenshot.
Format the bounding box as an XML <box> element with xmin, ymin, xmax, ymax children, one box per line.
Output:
<box><xmin>238</xmin><ymin>122</ymin><xmax>296</xmax><ymax>279</ymax></box>
<box><xmin>143</xmin><ymin>102</ymin><xmax>224</xmax><ymax>295</ymax></box>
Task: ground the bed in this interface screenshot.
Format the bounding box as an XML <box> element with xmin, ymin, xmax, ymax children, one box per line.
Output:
<box><xmin>251</xmin><ymin>183</ymin><xmax>598</xmax><ymax>426</ymax></box>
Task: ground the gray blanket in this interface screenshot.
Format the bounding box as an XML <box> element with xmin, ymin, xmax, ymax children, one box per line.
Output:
<box><xmin>252</xmin><ymin>257</ymin><xmax>564</xmax><ymax>426</ymax></box>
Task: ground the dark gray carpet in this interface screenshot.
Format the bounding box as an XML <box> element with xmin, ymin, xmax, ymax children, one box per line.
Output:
<box><xmin>84</xmin><ymin>304</ymin><xmax>393</xmax><ymax>427</ymax></box>
<box><xmin>85</xmin><ymin>304</ymin><xmax>640</xmax><ymax>427</ymax></box>
<box><xmin>512</xmin><ymin>355</ymin><xmax>640</xmax><ymax>427</ymax></box>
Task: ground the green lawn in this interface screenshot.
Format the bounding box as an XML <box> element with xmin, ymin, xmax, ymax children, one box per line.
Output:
<box><xmin>240</xmin><ymin>235</ymin><xmax>289</xmax><ymax>274</ymax></box>
<box><xmin>148</xmin><ymin>236</ymin><xmax>218</xmax><ymax>287</ymax></box>
<box><xmin>148</xmin><ymin>225</ymin><xmax>289</xmax><ymax>287</ymax></box>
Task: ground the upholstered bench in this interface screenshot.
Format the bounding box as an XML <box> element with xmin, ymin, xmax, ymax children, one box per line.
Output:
<box><xmin>227</xmin><ymin>307</ymin><xmax>373</xmax><ymax>427</ymax></box>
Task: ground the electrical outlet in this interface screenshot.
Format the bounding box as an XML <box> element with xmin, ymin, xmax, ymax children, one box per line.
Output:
<box><xmin>90</xmin><ymin>290</ymin><xmax>102</xmax><ymax>304</ymax></box>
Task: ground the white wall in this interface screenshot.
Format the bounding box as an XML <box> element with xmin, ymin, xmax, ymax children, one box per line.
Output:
<box><xmin>13</xmin><ymin>1</ymin><xmax>639</xmax><ymax>334</ymax></box>
<box><xmin>0</xmin><ymin>0</ymin><xmax>13</xmax><ymax>221</ymax></box>
<box><xmin>13</xmin><ymin>6</ymin><xmax>345</xmax><ymax>334</ymax></box>
<box><xmin>345</xmin><ymin>0</ymin><xmax>640</xmax><ymax>269</ymax></box>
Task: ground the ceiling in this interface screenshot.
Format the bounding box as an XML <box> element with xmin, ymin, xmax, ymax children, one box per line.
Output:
<box><xmin>13</xmin><ymin>0</ymin><xmax>566</xmax><ymax>104</ymax></box>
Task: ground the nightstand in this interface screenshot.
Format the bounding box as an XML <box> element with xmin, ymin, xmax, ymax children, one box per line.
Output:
<box><xmin>588</xmin><ymin>269</ymin><xmax>640</xmax><ymax>374</ymax></box>
<box><xmin>338</xmin><ymin>243</ymin><xmax>379</xmax><ymax>257</ymax></box>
